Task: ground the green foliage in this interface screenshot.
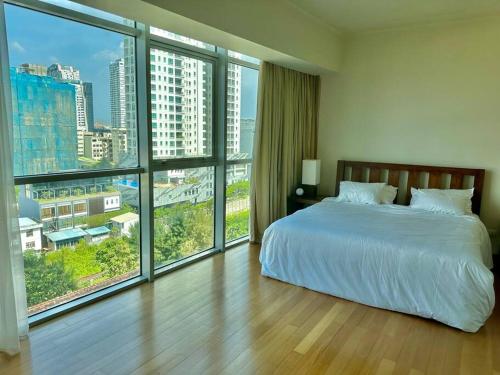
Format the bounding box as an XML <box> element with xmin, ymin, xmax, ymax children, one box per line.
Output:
<box><xmin>154</xmin><ymin>213</ymin><xmax>186</xmax><ymax>266</ymax></box>
<box><xmin>24</xmin><ymin>184</ymin><xmax>250</xmax><ymax>309</ymax></box>
<box><xmin>95</xmin><ymin>236</ymin><xmax>139</xmax><ymax>278</ymax></box>
<box><xmin>24</xmin><ymin>228</ymin><xmax>140</xmax><ymax>308</ymax></box>
<box><xmin>153</xmin><ymin>200</ymin><xmax>214</xmax><ymax>267</ymax></box>
<box><xmin>226</xmin><ymin>180</ymin><xmax>250</xmax><ymax>201</ymax></box>
<box><xmin>45</xmin><ymin>241</ymin><xmax>100</xmax><ymax>280</ymax></box>
<box><xmin>226</xmin><ymin>209</ymin><xmax>249</xmax><ymax>242</ymax></box>
<box><xmin>23</xmin><ymin>251</ymin><xmax>77</xmax><ymax>307</ymax></box>
<box><xmin>84</xmin><ymin>204</ymin><xmax>134</xmax><ymax>228</ymax></box>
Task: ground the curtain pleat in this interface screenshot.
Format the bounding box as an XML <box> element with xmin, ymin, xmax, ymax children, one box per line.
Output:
<box><xmin>250</xmin><ymin>62</ymin><xmax>320</xmax><ymax>242</ymax></box>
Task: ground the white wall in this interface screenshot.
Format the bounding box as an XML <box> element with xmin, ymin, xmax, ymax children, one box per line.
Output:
<box><xmin>318</xmin><ymin>16</ymin><xmax>500</xmax><ymax>230</ymax></box>
<box><xmin>20</xmin><ymin>228</ymin><xmax>42</xmax><ymax>252</ymax></box>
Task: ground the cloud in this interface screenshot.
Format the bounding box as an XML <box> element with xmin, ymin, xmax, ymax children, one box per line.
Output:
<box><xmin>92</xmin><ymin>48</ymin><xmax>121</xmax><ymax>62</ymax></box>
<box><xmin>11</xmin><ymin>41</ymin><xmax>26</xmax><ymax>53</ymax></box>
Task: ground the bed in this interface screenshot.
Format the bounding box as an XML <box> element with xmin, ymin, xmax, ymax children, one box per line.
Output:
<box><xmin>259</xmin><ymin>160</ymin><xmax>495</xmax><ymax>332</ymax></box>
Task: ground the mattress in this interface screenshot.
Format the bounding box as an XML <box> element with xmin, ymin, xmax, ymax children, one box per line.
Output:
<box><xmin>259</xmin><ymin>198</ymin><xmax>495</xmax><ymax>332</ymax></box>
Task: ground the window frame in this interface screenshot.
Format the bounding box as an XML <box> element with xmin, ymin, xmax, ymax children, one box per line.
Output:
<box><xmin>149</xmin><ymin>40</ymin><xmax>218</xmax><ymax>166</ymax></box>
<box><xmin>224</xmin><ymin>60</ymin><xmax>259</xmax><ymax>245</ymax></box>
<box><xmin>5</xmin><ymin>0</ymin><xmax>147</xmax><ymax>323</ymax></box>
<box><xmin>1</xmin><ymin>0</ymin><xmax>259</xmax><ymax>326</ymax></box>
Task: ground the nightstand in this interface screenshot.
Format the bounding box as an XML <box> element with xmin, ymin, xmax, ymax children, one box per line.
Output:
<box><xmin>287</xmin><ymin>195</ymin><xmax>327</xmax><ymax>215</ymax></box>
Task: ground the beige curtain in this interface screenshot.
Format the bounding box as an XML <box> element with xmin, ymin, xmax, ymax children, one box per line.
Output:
<box><xmin>250</xmin><ymin>62</ymin><xmax>320</xmax><ymax>242</ymax></box>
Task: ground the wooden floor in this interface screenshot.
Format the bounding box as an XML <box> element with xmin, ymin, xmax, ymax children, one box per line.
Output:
<box><xmin>1</xmin><ymin>244</ymin><xmax>499</xmax><ymax>375</ymax></box>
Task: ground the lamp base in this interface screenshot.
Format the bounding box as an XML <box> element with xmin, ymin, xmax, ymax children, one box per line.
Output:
<box><xmin>301</xmin><ymin>184</ymin><xmax>317</xmax><ymax>198</ymax></box>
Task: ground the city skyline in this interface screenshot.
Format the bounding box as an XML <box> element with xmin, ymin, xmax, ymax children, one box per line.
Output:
<box><xmin>5</xmin><ymin>3</ymin><xmax>258</xmax><ymax>123</ymax></box>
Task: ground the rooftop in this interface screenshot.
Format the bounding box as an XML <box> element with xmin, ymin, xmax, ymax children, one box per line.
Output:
<box><xmin>45</xmin><ymin>228</ymin><xmax>87</xmax><ymax>243</ymax></box>
<box><xmin>37</xmin><ymin>190</ymin><xmax>120</xmax><ymax>204</ymax></box>
<box><xmin>18</xmin><ymin>217</ymin><xmax>42</xmax><ymax>230</ymax></box>
<box><xmin>85</xmin><ymin>226</ymin><xmax>111</xmax><ymax>236</ymax></box>
<box><xmin>110</xmin><ymin>212</ymin><xmax>139</xmax><ymax>224</ymax></box>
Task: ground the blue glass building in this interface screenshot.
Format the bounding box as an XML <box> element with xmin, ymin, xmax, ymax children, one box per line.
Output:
<box><xmin>10</xmin><ymin>68</ymin><xmax>79</xmax><ymax>175</ymax></box>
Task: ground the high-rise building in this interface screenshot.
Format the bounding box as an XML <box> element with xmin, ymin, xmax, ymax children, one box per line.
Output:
<box><xmin>240</xmin><ymin>118</ymin><xmax>255</xmax><ymax>157</ymax></box>
<box><xmin>47</xmin><ymin>63</ymin><xmax>94</xmax><ymax>156</ymax></box>
<box><xmin>10</xmin><ymin>68</ymin><xmax>78</xmax><ymax>176</ymax></box>
<box><xmin>109</xmin><ymin>59</ymin><xmax>126</xmax><ymax>129</ymax></box>
<box><xmin>111</xmin><ymin>127</ymin><xmax>128</xmax><ymax>164</ymax></box>
<box><xmin>121</xmin><ymin>32</ymin><xmax>239</xmax><ymax>161</ymax></box>
<box><xmin>47</xmin><ymin>63</ymin><xmax>80</xmax><ymax>80</ymax></box>
<box><xmin>18</xmin><ymin>63</ymin><xmax>47</xmax><ymax>76</ymax></box>
<box><xmin>123</xmin><ymin>38</ymin><xmax>137</xmax><ymax>158</ymax></box>
<box><xmin>82</xmin><ymin>82</ymin><xmax>95</xmax><ymax>132</ymax></box>
<box><xmin>227</xmin><ymin>63</ymin><xmax>241</xmax><ymax>155</ymax></box>
<box><xmin>83</xmin><ymin>131</ymin><xmax>113</xmax><ymax>161</ymax></box>
<box><xmin>118</xmin><ymin>31</ymin><xmax>242</xmax><ymax>205</ymax></box>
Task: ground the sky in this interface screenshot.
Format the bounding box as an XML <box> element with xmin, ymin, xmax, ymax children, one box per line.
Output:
<box><xmin>5</xmin><ymin>2</ymin><xmax>258</xmax><ymax>123</ymax></box>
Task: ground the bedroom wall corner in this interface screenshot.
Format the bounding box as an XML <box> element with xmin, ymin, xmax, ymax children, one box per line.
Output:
<box><xmin>317</xmin><ymin>15</ymin><xmax>500</xmax><ymax>237</ymax></box>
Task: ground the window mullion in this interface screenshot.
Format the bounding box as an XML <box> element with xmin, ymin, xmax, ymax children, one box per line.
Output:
<box><xmin>214</xmin><ymin>48</ymin><xmax>228</xmax><ymax>252</ymax></box>
<box><xmin>136</xmin><ymin>23</ymin><xmax>155</xmax><ymax>281</ymax></box>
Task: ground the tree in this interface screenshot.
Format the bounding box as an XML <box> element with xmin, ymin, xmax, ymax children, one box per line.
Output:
<box><xmin>154</xmin><ymin>214</ymin><xmax>187</xmax><ymax>265</ymax></box>
<box><xmin>128</xmin><ymin>222</ymin><xmax>140</xmax><ymax>250</ymax></box>
<box><xmin>226</xmin><ymin>209</ymin><xmax>249</xmax><ymax>241</ymax></box>
<box><xmin>46</xmin><ymin>240</ymin><xmax>100</xmax><ymax>280</ymax></box>
<box><xmin>95</xmin><ymin>237</ymin><xmax>139</xmax><ymax>278</ymax></box>
<box><xmin>226</xmin><ymin>180</ymin><xmax>250</xmax><ymax>201</ymax></box>
<box><xmin>23</xmin><ymin>251</ymin><xmax>76</xmax><ymax>307</ymax></box>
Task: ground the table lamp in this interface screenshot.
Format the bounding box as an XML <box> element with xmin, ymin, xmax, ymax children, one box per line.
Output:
<box><xmin>301</xmin><ymin>159</ymin><xmax>321</xmax><ymax>198</ymax></box>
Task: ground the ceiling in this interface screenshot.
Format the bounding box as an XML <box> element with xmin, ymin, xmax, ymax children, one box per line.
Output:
<box><xmin>289</xmin><ymin>0</ymin><xmax>500</xmax><ymax>32</ymax></box>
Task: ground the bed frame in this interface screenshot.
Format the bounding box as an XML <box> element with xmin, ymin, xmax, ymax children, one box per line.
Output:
<box><xmin>335</xmin><ymin>160</ymin><xmax>485</xmax><ymax>214</ymax></box>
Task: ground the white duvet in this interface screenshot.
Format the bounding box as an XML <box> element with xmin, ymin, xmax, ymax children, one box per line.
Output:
<box><xmin>260</xmin><ymin>198</ymin><xmax>495</xmax><ymax>332</ymax></box>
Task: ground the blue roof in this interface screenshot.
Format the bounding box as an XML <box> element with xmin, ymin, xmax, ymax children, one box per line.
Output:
<box><xmin>85</xmin><ymin>226</ymin><xmax>111</xmax><ymax>236</ymax></box>
<box><xmin>45</xmin><ymin>228</ymin><xmax>87</xmax><ymax>242</ymax></box>
<box><xmin>116</xmin><ymin>179</ymin><xmax>139</xmax><ymax>188</ymax></box>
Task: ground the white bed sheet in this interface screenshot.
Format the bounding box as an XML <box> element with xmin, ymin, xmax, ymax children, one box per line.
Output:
<box><xmin>260</xmin><ymin>198</ymin><xmax>495</xmax><ymax>332</ymax></box>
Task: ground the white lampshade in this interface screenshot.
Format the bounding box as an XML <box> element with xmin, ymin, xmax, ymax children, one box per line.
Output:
<box><xmin>302</xmin><ymin>159</ymin><xmax>321</xmax><ymax>185</ymax></box>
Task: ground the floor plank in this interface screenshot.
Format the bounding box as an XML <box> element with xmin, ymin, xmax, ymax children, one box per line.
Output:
<box><xmin>0</xmin><ymin>243</ymin><xmax>498</xmax><ymax>375</ymax></box>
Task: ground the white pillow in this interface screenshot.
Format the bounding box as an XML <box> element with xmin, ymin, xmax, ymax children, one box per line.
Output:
<box><xmin>338</xmin><ymin>181</ymin><xmax>386</xmax><ymax>205</ymax></box>
<box><xmin>449</xmin><ymin>188</ymin><xmax>474</xmax><ymax>214</ymax></box>
<box><xmin>381</xmin><ymin>185</ymin><xmax>398</xmax><ymax>204</ymax></box>
<box><xmin>409</xmin><ymin>188</ymin><xmax>474</xmax><ymax>215</ymax></box>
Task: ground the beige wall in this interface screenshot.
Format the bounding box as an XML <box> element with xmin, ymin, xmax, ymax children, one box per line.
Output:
<box><xmin>318</xmin><ymin>16</ymin><xmax>500</xmax><ymax>230</ymax></box>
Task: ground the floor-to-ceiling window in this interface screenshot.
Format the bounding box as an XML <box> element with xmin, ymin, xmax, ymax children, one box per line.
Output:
<box><xmin>1</xmin><ymin>0</ymin><xmax>259</xmax><ymax>321</ymax></box>
<box><xmin>225</xmin><ymin>58</ymin><xmax>259</xmax><ymax>242</ymax></box>
<box><xmin>4</xmin><ymin>1</ymin><xmax>142</xmax><ymax>316</ymax></box>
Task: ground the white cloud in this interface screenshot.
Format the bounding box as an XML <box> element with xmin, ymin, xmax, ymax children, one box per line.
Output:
<box><xmin>11</xmin><ymin>41</ymin><xmax>26</xmax><ymax>53</ymax></box>
<box><xmin>92</xmin><ymin>49</ymin><xmax>121</xmax><ymax>62</ymax></box>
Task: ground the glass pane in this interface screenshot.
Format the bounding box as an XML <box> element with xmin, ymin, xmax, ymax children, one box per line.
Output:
<box><xmin>226</xmin><ymin>163</ymin><xmax>251</xmax><ymax>242</ymax></box>
<box><xmin>228</xmin><ymin>51</ymin><xmax>260</xmax><ymax>65</ymax></box>
<box><xmin>227</xmin><ymin>64</ymin><xmax>258</xmax><ymax>160</ymax></box>
<box><xmin>150</xmin><ymin>26</ymin><xmax>215</xmax><ymax>51</ymax></box>
<box><xmin>149</xmin><ymin>48</ymin><xmax>214</xmax><ymax>159</ymax></box>
<box><xmin>5</xmin><ymin>4</ymin><xmax>137</xmax><ymax>176</ymax></box>
<box><xmin>39</xmin><ymin>0</ymin><xmax>134</xmax><ymax>25</ymax></box>
<box><xmin>153</xmin><ymin>167</ymin><xmax>215</xmax><ymax>268</ymax></box>
<box><xmin>18</xmin><ymin>175</ymin><xmax>140</xmax><ymax>315</ymax></box>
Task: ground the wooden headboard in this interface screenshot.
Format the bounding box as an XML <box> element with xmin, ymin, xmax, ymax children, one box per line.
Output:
<box><xmin>335</xmin><ymin>160</ymin><xmax>485</xmax><ymax>214</ymax></box>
